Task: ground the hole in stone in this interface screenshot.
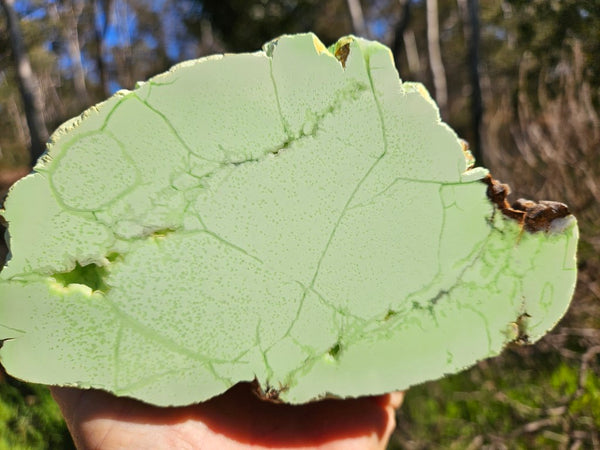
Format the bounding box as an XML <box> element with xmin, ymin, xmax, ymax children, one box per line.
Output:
<box><xmin>52</xmin><ymin>262</ymin><xmax>110</xmax><ymax>292</ymax></box>
<box><xmin>384</xmin><ymin>309</ymin><xmax>397</xmax><ymax>320</ymax></box>
<box><xmin>151</xmin><ymin>228</ymin><xmax>176</xmax><ymax>238</ymax></box>
<box><xmin>106</xmin><ymin>252</ymin><xmax>122</xmax><ymax>262</ymax></box>
<box><xmin>334</xmin><ymin>43</ymin><xmax>350</xmax><ymax>68</ymax></box>
<box><xmin>327</xmin><ymin>342</ymin><xmax>342</xmax><ymax>360</ymax></box>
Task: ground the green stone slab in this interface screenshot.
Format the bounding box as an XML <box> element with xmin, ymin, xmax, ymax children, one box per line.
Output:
<box><xmin>0</xmin><ymin>33</ymin><xmax>578</xmax><ymax>406</ymax></box>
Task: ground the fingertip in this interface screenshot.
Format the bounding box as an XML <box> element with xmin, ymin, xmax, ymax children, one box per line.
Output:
<box><xmin>388</xmin><ymin>391</ymin><xmax>405</xmax><ymax>410</ymax></box>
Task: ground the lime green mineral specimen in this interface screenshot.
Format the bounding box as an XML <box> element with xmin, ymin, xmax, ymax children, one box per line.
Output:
<box><xmin>0</xmin><ymin>34</ymin><xmax>578</xmax><ymax>406</ymax></box>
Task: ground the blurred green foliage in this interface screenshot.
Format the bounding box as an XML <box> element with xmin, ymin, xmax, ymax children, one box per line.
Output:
<box><xmin>0</xmin><ymin>372</ymin><xmax>74</xmax><ymax>449</ymax></box>
<box><xmin>392</xmin><ymin>348</ymin><xmax>600</xmax><ymax>448</ymax></box>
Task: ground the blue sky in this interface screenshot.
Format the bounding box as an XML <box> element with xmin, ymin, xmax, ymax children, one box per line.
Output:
<box><xmin>13</xmin><ymin>0</ymin><xmax>194</xmax><ymax>93</ymax></box>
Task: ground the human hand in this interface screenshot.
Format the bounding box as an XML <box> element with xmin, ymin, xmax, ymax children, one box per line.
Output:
<box><xmin>51</xmin><ymin>382</ymin><xmax>404</xmax><ymax>449</ymax></box>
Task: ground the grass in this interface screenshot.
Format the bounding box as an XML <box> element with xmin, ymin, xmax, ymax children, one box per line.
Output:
<box><xmin>0</xmin><ymin>371</ymin><xmax>74</xmax><ymax>450</ymax></box>
<box><xmin>391</xmin><ymin>343</ymin><xmax>600</xmax><ymax>448</ymax></box>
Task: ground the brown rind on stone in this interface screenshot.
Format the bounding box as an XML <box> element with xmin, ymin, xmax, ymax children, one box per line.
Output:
<box><xmin>482</xmin><ymin>174</ymin><xmax>570</xmax><ymax>233</ymax></box>
<box><xmin>512</xmin><ymin>313</ymin><xmax>531</xmax><ymax>346</ymax></box>
<box><xmin>459</xmin><ymin>139</ymin><xmax>475</xmax><ymax>169</ymax></box>
<box><xmin>334</xmin><ymin>43</ymin><xmax>350</xmax><ymax>68</ymax></box>
<box><xmin>251</xmin><ymin>379</ymin><xmax>289</xmax><ymax>404</ymax></box>
<box><xmin>0</xmin><ymin>338</ymin><xmax>14</xmax><ymax>349</ymax></box>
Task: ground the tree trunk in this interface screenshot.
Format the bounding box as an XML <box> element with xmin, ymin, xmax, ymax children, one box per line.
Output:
<box><xmin>467</xmin><ymin>0</ymin><xmax>483</xmax><ymax>165</ymax></box>
<box><xmin>113</xmin><ymin>0</ymin><xmax>134</xmax><ymax>89</ymax></box>
<box><xmin>48</xmin><ymin>0</ymin><xmax>90</xmax><ymax>107</ymax></box>
<box><xmin>457</xmin><ymin>0</ymin><xmax>483</xmax><ymax>164</ymax></box>
<box><xmin>391</xmin><ymin>0</ymin><xmax>411</xmax><ymax>72</ymax></box>
<box><xmin>346</xmin><ymin>0</ymin><xmax>368</xmax><ymax>38</ymax></box>
<box><xmin>1</xmin><ymin>0</ymin><xmax>49</xmax><ymax>165</ymax></box>
<box><xmin>7</xmin><ymin>95</ymin><xmax>28</xmax><ymax>149</ymax></box>
<box><xmin>426</xmin><ymin>0</ymin><xmax>448</xmax><ymax>118</ymax></box>
<box><xmin>403</xmin><ymin>29</ymin><xmax>422</xmax><ymax>78</ymax></box>
<box><xmin>156</xmin><ymin>2</ymin><xmax>173</xmax><ymax>70</ymax></box>
<box><xmin>93</xmin><ymin>0</ymin><xmax>112</xmax><ymax>98</ymax></box>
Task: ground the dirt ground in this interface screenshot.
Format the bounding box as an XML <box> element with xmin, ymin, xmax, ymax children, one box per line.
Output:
<box><xmin>0</xmin><ymin>167</ymin><xmax>29</xmax><ymax>197</ymax></box>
